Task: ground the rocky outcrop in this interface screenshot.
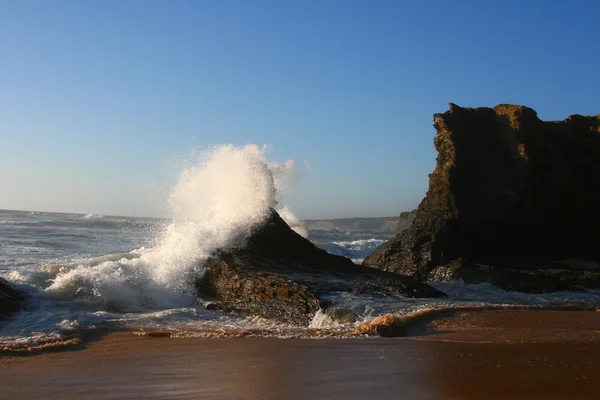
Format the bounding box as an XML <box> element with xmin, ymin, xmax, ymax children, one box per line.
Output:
<box><xmin>196</xmin><ymin>210</ymin><xmax>445</xmax><ymax>325</ymax></box>
<box><xmin>0</xmin><ymin>278</ymin><xmax>26</xmax><ymax>317</ymax></box>
<box><xmin>363</xmin><ymin>104</ymin><xmax>600</xmax><ymax>293</ymax></box>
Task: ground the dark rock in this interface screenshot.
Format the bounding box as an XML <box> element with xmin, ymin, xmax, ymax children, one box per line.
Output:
<box><xmin>428</xmin><ymin>259</ymin><xmax>600</xmax><ymax>293</ymax></box>
<box><xmin>196</xmin><ymin>209</ymin><xmax>445</xmax><ymax>326</ymax></box>
<box><xmin>0</xmin><ymin>277</ymin><xmax>26</xmax><ymax>317</ymax></box>
<box><xmin>363</xmin><ymin>104</ymin><xmax>600</xmax><ymax>293</ymax></box>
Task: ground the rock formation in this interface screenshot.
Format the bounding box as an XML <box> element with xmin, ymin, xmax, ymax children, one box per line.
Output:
<box><xmin>196</xmin><ymin>209</ymin><xmax>445</xmax><ymax>325</ymax></box>
<box><xmin>0</xmin><ymin>278</ymin><xmax>26</xmax><ymax>317</ymax></box>
<box><xmin>363</xmin><ymin>104</ymin><xmax>600</xmax><ymax>293</ymax></box>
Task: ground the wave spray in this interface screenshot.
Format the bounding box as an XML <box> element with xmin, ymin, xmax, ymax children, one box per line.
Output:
<box><xmin>43</xmin><ymin>144</ymin><xmax>306</xmax><ymax>310</ymax></box>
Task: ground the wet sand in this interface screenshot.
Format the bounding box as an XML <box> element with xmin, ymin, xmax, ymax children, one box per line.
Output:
<box><xmin>2</xmin><ymin>309</ymin><xmax>600</xmax><ymax>399</ymax></box>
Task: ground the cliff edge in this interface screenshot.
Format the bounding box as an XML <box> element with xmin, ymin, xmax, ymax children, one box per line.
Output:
<box><xmin>363</xmin><ymin>104</ymin><xmax>600</xmax><ymax>292</ymax></box>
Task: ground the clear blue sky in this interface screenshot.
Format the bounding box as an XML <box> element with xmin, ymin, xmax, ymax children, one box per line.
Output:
<box><xmin>1</xmin><ymin>0</ymin><xmax>598</xmax><ymax>219</ymax></box>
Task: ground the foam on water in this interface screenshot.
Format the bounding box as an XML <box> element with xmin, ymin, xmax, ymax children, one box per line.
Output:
<box><xmin>332</xmin><ymin>238</ymin><xmax>386</xmax><ymax>264</ymax></box>
<box><xmin>311</xmin><ymin>234</ymin><xmax>389</xmax><ymax>264</ymax></box>
<box><xmin>333</xmin><ymin>238</ymin><xmax>387</xmax><ymax>250</ymax></box>
<box><xmin>82</xmin><ymin>213</ymin><xmax>104</xmax><ymax>220</ymax></box>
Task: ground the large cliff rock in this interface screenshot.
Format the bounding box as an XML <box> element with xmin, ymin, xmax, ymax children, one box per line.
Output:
<box><xmin>196</xmin><ymin>209</ymin><xmax>445</xmax><ymax>325</ymax></box>
<box><xmin>363</xmin><ymin>104</ymin><xmax>600</xmax><ymax>292</ymax></box>
<box><xmin>0</xmin><ymin>278</ymin><xmax>26</xmax><ymax>317</ymax></box>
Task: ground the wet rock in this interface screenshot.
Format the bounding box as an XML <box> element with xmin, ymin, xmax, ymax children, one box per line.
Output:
<box><xmin>364</xmin><ymin>104</ymin><xmax>600</xmax><ymax>293</ymax></box>
<box><xmin>0</xmin><ymin>277</ymin><xmax>26</xmax><ymax>317</ymax></box>
<box><xmin>196</xmin><ymin>209</ymin><xmax>445</xmax><ymax>326</ymax></box>
<box><xmin>428</xmin><ymin>259</ymin><xmax>586</xmax><ymax>293</ymax></box>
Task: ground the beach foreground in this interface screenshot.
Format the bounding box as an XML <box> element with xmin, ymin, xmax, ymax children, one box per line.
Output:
<box><xmin>2</xmin><ymin>309</ymin><xmax>600</xmax><ymax>399</ymax></box>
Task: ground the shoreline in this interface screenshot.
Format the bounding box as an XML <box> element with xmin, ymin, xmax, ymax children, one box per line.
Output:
<box><xmin>3</xmin><ymin>309</ymin><xmax>600</xmax><ymax>399</ymax></box>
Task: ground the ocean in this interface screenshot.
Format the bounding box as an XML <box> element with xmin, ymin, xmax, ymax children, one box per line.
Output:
<box><xmin>2</xmin><ymin>208</ymin><xmax>600</xmax><ymax>351</ymax></box>
<box><xmin>2</xmin><ymin>145</ymin><xmax>600</xmax><ymax>352</ymax></box>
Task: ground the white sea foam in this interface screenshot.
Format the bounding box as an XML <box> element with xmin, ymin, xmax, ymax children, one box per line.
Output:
<box><xmin>308</xmin><ymin>309</ymin><xmax>356</xmax><ymax>329</ymax></box>
<box><xmin>0</xmin><ymin>220</ymin><xmax>51</xmax><ymax>225</ymax></box>
<box><xmin>82</xmin><ymin>213</ymin><xmax>104</xmax><ymax>220</ymax></box>
<box><xmin>332</xmin><ymin>238</ymin><xmax>386</xmax><ymax>251</ymax></box>
<box><xmin>277</xmin><ymin>205</ymin><xmax>309</xmax><ymax>238</ymax></box>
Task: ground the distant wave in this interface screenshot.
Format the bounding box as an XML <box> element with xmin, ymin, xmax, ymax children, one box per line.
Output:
<box><xmin>332</xmin><ymin>238</ymin><xmax>387</xmax><ymax>251</ymax></box>
<box><xmin>82</xmin><ymin>213</ymin><xmax>104</xmax><ymax>220</ymax></box>
<box><xmin>0</xmin><ymin>220</ymin><xmax>52</xmax><ymax>225</ymax></box>
<box><xmin>0</xmin><ymin>217</ymin><xmax>159</xmax><ymax>234</ymax></box>
<box><xmin>308</xmin><ymin>227</ymin><xmax>349</xmax><ymax>234</ymax></box>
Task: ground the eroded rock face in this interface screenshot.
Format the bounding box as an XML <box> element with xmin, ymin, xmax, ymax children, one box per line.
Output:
<box><xmin>0</xmin><ymin>278</ymin><xmax>26</xmax><ymax>317</ymax></box>
<box><xmin>363</xmin><ymin>104</ymin><xmax>600</xmax><ymax>292</ymax></box>
<box><xmin>196</xmin><ymin>210</ymin><xmax>445</xmax><ymax>325</ymax></box>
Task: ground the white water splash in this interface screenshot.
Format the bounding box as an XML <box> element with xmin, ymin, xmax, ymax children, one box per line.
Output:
<box><xmin>277</xmin><ymin>205</ymin><xmax>309</xmax><ymax>238</ymax></box>
<box><xmin>82</xmin><ymin>213</ymin><xmax>104</xmax><ymax>220</ymax></box>
<box><xmin>333</xmin><ymin>238</ymin><xmax>387</xmax><ymax>251</ymax></box>
<box><xmin>40</xmin><ymin>144</ymin><xmax>304</xmax><ymax>310</ymax></box>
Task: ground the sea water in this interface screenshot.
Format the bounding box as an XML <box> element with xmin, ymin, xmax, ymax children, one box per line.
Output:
<box><xmin>1</xmin><ymin>145</ymin><xmax>599</xmax><ymax>351</ymax></box>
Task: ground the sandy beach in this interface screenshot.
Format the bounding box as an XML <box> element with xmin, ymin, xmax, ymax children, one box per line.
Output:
<box><xmin>2</xmin><ymin>309</ymin><xmax>600</xmax><ymax>399</ymax></box>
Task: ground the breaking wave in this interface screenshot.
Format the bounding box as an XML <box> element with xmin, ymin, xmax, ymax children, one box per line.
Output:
<box><xmin>332</xmin><ymin>238</ymin><xmax>387</xmax><ymax>251</ymax></box>
<box><xmin>82</xmin><ymin>213</ymin><xmax>104</xmax><ymax>220</ymax></box>
<box><xmin>11</xmin><ymin>144</ymin><xmax>304</xmax><ymax>312</ymax></box>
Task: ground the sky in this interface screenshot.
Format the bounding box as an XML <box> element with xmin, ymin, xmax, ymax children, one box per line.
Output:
<box><xmin>1</xmin><ymin>0</ymin><xmax>599</xmax><ymax>219</ymax></box>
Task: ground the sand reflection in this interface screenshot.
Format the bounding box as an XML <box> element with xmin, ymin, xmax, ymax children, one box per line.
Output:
<box><xmin>3</xmin><ymin>310</ymin><xmax>600</xmax><ymax>400</ymax></box>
